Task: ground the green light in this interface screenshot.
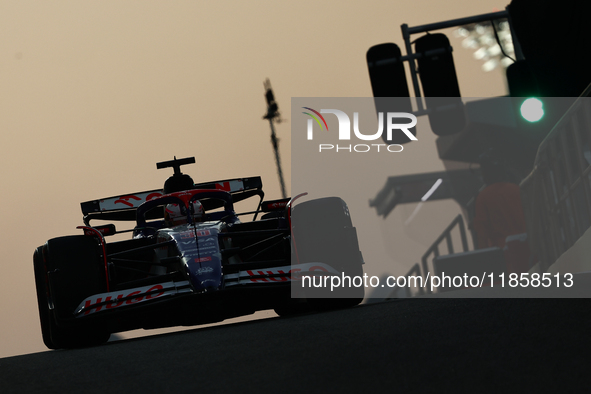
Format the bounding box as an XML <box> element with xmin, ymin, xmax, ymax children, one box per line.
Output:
<box><xmin>520</xmin><ymin>98</ymin><xmax>544</xmax><ymax>122</ymax></box>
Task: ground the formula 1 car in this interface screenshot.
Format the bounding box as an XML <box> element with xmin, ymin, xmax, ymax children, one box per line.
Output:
<box><xmin>33</xmin><ymin>157</ymin><xmax>364</xmax><ymax>349</ymax></box>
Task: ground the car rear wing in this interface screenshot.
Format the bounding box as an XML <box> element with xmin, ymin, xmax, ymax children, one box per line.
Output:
<box><xmin>81</xmin><ymin>177</ymin><xmax>263</xmax><ymax>223</ymax></box>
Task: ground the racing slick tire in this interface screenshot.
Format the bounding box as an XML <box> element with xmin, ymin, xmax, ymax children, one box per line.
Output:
<box><xmin>288</xmin><ymin>197</ymin><xmax>364</xmax><ymax>312</ymax></box>
<box><xmin>33</xmin><ymin>236</ymin><xmax>111</xmax><ymax>349</ymax></box>
<box><xmin>33</xmin><ymin>247</ymin><xmax>57</xmax><ymax>349</ymax></box>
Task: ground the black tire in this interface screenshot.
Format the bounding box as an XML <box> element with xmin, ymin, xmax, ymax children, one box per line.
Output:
<box><xmin>291</xmin><ymin>197</ymin><xmax>364</xmax><ymax>310</ymax></box>
<box><xmin>33</xmin><ymin>246</ymin><xmax>57</xmax><ymax>349</ymax></box>
<box><xmin>35</xmin><ymin>236</ymin><xmax>111</xmax><ymax>349</ymax></box>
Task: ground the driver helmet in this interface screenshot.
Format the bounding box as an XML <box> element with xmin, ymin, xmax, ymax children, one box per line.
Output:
<box><xmin>164</xmin><ymin>200</ymin><xmax>205</xmax><ymax>226</ymax></box>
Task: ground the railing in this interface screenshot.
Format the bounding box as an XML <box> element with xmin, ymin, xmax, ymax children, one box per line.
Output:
<box><xmin>396</xmin><ymin>214</ymin><xmax>470</xmax><ymax>296</ymax></box>
<box><xmin>420</xmin><ymin>214</ymin><xmax>469</xmax><ymax>293</ymax></box>
<box><xmin>393</xmin><ymin>263</ymin><xmax>424</xmax><ymax>298</ymax></box>
<box><xmin>520</xmin><ymin>88</ymin><xmax>591</xmax><ymax>272</ymax></box>
<box><xmin>392</xmin><ymin>90</ymin><xmax>591</xmax><ymax>295</ymax></box>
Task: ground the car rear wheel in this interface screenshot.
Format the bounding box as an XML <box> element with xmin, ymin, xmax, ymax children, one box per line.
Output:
<box><xmin>289</xmin><ymin>197</ymin><xmax>365</xmax><ymax>311</ymax></box>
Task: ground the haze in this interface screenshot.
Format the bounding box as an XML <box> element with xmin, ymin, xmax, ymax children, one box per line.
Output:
<box><xmin>0</xmin><ymin>0</ymin><xmax>506</xmax><ymax>358</ymax></box>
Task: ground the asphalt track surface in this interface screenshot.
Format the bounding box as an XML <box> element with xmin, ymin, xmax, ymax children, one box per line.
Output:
<box><xmin>2</xmin><ymin>297</ymin><xmax>591</xmax><ymax>393</ymax></box>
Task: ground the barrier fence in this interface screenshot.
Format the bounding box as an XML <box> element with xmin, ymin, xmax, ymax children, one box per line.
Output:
<box><xmin>390</xmin><ymin>89</ymin><xmax>591</xmax><ymax>298</ymax></box>
<box><xmin>397</xmin><ymin>214</ymin><xmax>470</xmax><ymax>296</ymax></box>
<box><xmin>520</xmin><ymin>89</ymin><xmax>591</xmax><ymax>271</ymax></box>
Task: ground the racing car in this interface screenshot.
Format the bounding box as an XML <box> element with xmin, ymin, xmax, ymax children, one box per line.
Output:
<box><xmin>33</xmin><ymin>157</ymin><xmax>364</xmax><ymax>349</ymax></box>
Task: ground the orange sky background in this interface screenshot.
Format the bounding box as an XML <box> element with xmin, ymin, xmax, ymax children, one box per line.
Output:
<box><xmin>1</xmin><ymin>0</ymin><xmax>507</xmax><ymax>358</ymax></box>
